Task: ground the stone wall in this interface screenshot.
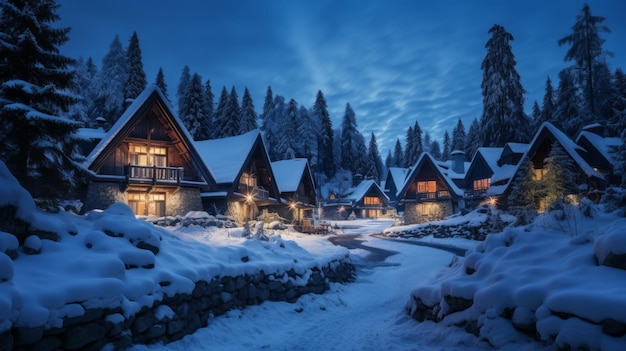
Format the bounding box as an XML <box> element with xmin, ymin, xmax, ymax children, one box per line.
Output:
<box><xmin>166</xmin><ymin>187</ymin><xmax>203</xmax><ymax>216</ymax></box>
<box><xmin>403</xmin><ymin>200</ymin><xmax>454</xmax><ymax>225</ymax></box>
<box><xmin>2</xmin><ymin>259</ymin><xmax>354</xmax><ymax>351</ymax></box>
<box><xmin>83</xmin><ymin>182</ymin><xmax>126</xmax><ymax>213</ymax></box>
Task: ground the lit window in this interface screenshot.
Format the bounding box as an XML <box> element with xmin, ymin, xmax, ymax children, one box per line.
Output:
<box><xmin>534</xmin><ymin>168</ymin><xmax>547</xmax><ymax>181</ymax></box>
<box><xmin>129</xmin><ymin>144</ymin><xmax>167</xmax><ymax>167</ymax></box>
<box><xmin>417</xmin><ymin>181</ymin><xmax>436</xmax><ymax>193</ymax></box>
<box><xmin>364</xmin><ymin>196</ymin><xmax>381</xmax><ymax>205</ymax></box>
<box><xmin>473</xmin><ymin>178</ymin><xmax>490</xmax><ymax>191</ymax></box>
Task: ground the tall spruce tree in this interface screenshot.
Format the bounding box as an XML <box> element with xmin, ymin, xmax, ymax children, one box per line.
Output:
<box><xmin>392</xmin><ymin>139</ymin><xmax>404</xmax><ymax>167</ymax></box>
<box><xmin>480</xmin><ymin>24</ymin><xmax>529</xmax><ymax>146</ymax></box>
<box><xmin>558</xmin><ymin>3</ymin><xmax>612</xmax><ymax>122</ymax></box>
<box><xmin>544</xmin><ymin>142</ymin><xmax>580</xmax><ymax>206</ymax></box>
<box><xmin>609</xmin><ymin>69</ymin><xmax>626</xmax><ymax>136</ymax></box>
<box><xmin>297</xmin><ymin>106</ymin><xmax>317</xmax><ymax>162</ymax></box>
<box><xmin>385</xmin><ymin>150</ymin><xmax>392</xmax><ymax>169</ymax></box>
<box><xmin>260</xmin><ymin>86</ymin><xmax>273</xmax><ymax>122</ymax></box>
<box><xmin>313</xmin><ymin>90</ymin><xmax>335</xmax><ymax>178</ymax></box>
<box><xmin>124</xmin><ymin>31</ymin><xmax>147</xmax><ymax>104</ymax></box>
<box><xmin>0</xmin><ymin>0</ymin><xmax>84</xmax><ymax>200</ymax></box>
<box><xmin>404</xmin><ymin>126</ymin><xmax>414</xmax><ymax>167</ymax></box>
<box><xmin>68</xmin><ymin>57</ymin><xmax>96</xmax><ymax>126</ymax></box>
<box><xmin>222</xmin><ymin>86</ymin><xmax>241</xmax><ymax>137</ymax></box>
<box><xmin>442</xmin><ymin>130</ymin><xmax>451</xmax><ymax>161</ymax></box>
<box><xmin>430</xmin><ymin>140</ymin><xmax>442</xmax><ymax>160</ymax></box>
<box><xmin>465</xmin><ymin>118</ymin><xmax>481</xmax><ymax>160</ymax></box>
<box><xmin>367</xmin><ymin>132</ymin><xmax>383</xmax><ymax>182</ymax></box>
<box><xmin>554</xmin><ymin>70</ymin><xmax>581</xmax><ymax>136</ymax></box>
<box><xmin>154</xmin><ymin>67</ymin><xmax>169</xmax><ymax>100</ymax></box>
<box><xmin>507</xmin><ymin>156</ymin><xmax>539</xmax><ymax>224</ymax></box>
<box><xmin>275</xmin><ymin>98</ymin><xmax>299</xmax><ymax>160</ymax></box>
<box><xmin>176</xmin><ymin>65</ymin><xmax>191</xmax><ymax>120</ymax></box>
<box><xmin>531</xmin><ymin>100</ymin><xmax>542</xmax><ymax>133</ymax></box>
<box><xmin>93</xmin><ymin>35</ymin><xmax>127</xmax><ymax>127</ymax></box>
<box><xmin>203</xmin><ymin>78</ymin><xmax>214</xmax><ymax>132</ymax></box>
<box><xmin>423</xmin><ymin>132</ymin><xmax>432</xmax><ymax>154</ymax></box>
<box><xmin>212</xmin><ymin>86</ymin><xmax>229</xmax><ymax>139</ymax></box>
<box><xmin>240</xmin><ymin>87</ymin><xmax>257</xmax><ymax>133</ymax></box>
<box><xmin>263</xmin><ymin>95</ymin><xmax>285</xmax><ymax>160</ymax></box>
<box><xmin>340</xmin><ymin>103</ymin><xmax>358</xmax><ymax>171</ymax></box>
<box><xmin>181</xmin><ymin>73</ymin><xmax>209</xmax><ymax>140</ymax></box>
<box><xmin>451</xmin><ymin>118</ymin><xmax>466</xmax><ymax>152</ymax></box>
<box><xmin>540</xmin><ymin>76</ymin><xmax>555</xmax><ymax>125</ymax></box>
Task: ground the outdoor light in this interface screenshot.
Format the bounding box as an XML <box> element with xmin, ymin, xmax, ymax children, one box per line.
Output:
<box><xmin>290</xmin><ymin>203</ymin><xmax>296</xmax><ymax>210</ymax></box>
<box><xmin>246</xmin><ymin>194</ymin><xmax>253</xmax><ymax>202</ymax></box>
<box><xmin>487</xmin><ymin>197</ymin><xmax>497</xmax><ymax>207</ymax></box>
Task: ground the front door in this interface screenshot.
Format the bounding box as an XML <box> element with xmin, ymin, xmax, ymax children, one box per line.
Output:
<box><xmin>127</xmin><ymin>192</ymin><xmax>166</xmax><ymax>217</ymax></box>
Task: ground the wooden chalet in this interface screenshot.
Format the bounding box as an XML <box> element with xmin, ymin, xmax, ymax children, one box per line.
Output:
<box><xmin>323</xmin><ymin>180</ymin><xmax>390</xmax><ymax>220</ymax></box>
<box><xmin>83</xmin><ymin>86</ymin><xmax>214</xmax><ymax>217</ymax></box>
<box><xmin>575</xmin><ymin>129</ymin><xmax>622</xmax><ymax>186</ymax></box>
<box><xmin>383</xmin><ymin>167</ymin><xmax>409</xmax><ymax>210</ymax></box>
<box><xmin>462</xmin><ymin>147</ymin><xmax>519</xmax><ymax>208</ymax></box>
<box><xmin>271</xmin><ymin>158</ymin><xmax>317</xmax><ymax>223</ymax></box>
<box><xmin>396</xmin><ymin>153</ymin><xmax>463</xmax><ymax>224</ymax></box>
<box><xmin>196</xmin><ymin>130</ymin><xmax>281</xmax><ymax>223</ymax></box>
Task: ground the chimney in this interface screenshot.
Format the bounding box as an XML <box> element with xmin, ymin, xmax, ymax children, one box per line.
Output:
<box><xmin>451</xmin><ymin>150</ymin><xmax>466</xmax><ymax>174</ymax></box>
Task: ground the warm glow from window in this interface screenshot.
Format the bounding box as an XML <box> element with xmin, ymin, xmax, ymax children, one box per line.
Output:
<box><xmin>149</xmin><ymin>193</ymin><xmax>165</xmax><ymax>201</ymax></box>
<box><xmin>417</xmin><ymin>181</ymin><xmax>436</xmax><ymax>193</ymax></box>
<box><xmin>128</xmin><ymin>193</ymin><xmax>144</xmax><ymax>201</ymax></box>
<box><xmin>534</xmin><ymin>168</ymin><xmax>547</xmax><ymax>181</ymax></box>
<box><xmin>240</xmin><ymin>172</ymin><xmax>257</xmax><ymax>187</ymax></box>
<box><xmin>473</xmin><ymin>178</ymin><xmax>490</xmax><ymax>190</ymax></box>
<box><xmin>364</xmin><ymin>196</ymin><xmax>381</xmax><ymax>205</ymax></box>
<box><xmin>130</xmin><ymin>144</ymin><xmax>167</xmax><ymax>167</ymax></box>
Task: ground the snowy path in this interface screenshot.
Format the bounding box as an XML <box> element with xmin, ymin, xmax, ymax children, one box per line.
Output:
<box><xmin>126</xmin><ymin>220</ymin><xmax>491</xmax><ymax>351</ymax></box>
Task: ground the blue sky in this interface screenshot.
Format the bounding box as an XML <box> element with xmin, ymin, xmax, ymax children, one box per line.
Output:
<box><xmin>57</xmin><ymin>0</ymin><xmax>626</xmax><ymax>154</ymax></box>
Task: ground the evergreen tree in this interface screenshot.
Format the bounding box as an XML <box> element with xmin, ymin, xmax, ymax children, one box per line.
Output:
<box><xmin>609</xmin><ymin>69</ymin><xmax>626</xmax><ymax>136</ymax></box>
<box><xmin>92</xmin><ymin>35</ymin><xmax>127</xmax><ymax>126</ymax></box>
<box><xmin>385</xmin><ymin>150</ymin><xmax>392</xmax><ymax>169</ymax></box>
<box><xmin>212</xmin><ymin>86</ymin><xmax>229</xmax><ymax>138</ymax></box>
<box><xmin>263</xmin><ymin>95</ymin><xmax>285</xmax><ymax>160</ymax></box>
<box><xmin>451</xmin><ymin>118</ymin><xmax>466</xmax><ymax>152</ymax></box>
<box><xmin>353</xmin><ymin>133</ymin><xmax>369</xmax><ymax>177</ymax></box>
<box><xmin>222</xmin><ymin>86</ymin><xmax>241</xmax><ymax>137</ymax></box>
<box><xmin>413</xmin><ymin>121</ymin><xmax>423</xmax><ymax>158</ymax></box>
<box><xmin>240</xmin><ymin>87</ymin><xmax>257</xmax><ymax>133</ymax></box>
<box><xmin>203</xmin><ymin>78</ymin><xmax>214</xmax><ymax>133</ymax></box>
<box><xmin>558</xmin><ymin>3</ymin><xmax>612</xmax><ymax>120</ymax></box>
<box><xmin>540</xmin><ymin>76</ymin><xmax>555</xmax><ymax>125</ymax></box>
<box><xmin>544</xmin><ymin>142</ymin><xmax>580</xmax><ymax>205</ymax></box>
<box><xmin>181</xmin><ymin>73</ymin><xmax>209</xmax><ymax>140</ymax></box>
<box><xmin>404</xmin><ymin>126</ymin><xmax>414</xmax><ymax>168</ymax></box>
<box><xmin>313</xmin><ymin>90</ymin><xmax>335</xmax><ymax>178</ymax></box>
<box><xmin>423</xmin><ymin>132</ymin><xmax>432</xmax><ymax>154</ymax></box>
<box><xmin>0</xmin><ymin>0</ymin><xmax>84</xmax><ymax>200</ymax></box>
<box><xmin>554</xmin><ymin>70</ymin><xmax>581</xmax><ymax>137</ymax></box>
<box><xmin>332</xmin><ymin>127</ymin><xmax>342</xmax><ymax>172</ymax></box>
<box><xmin>367</xmin><ymin>132</ymin><xmax>382</xmax><ymax>182</ymax></box>
<box><xmin>176</xmin><ymin>65</ymin><xmax>191</xmax><ymax>120</ymax></box>
<box><xmin>340</xmin><ymin>103</ymin><xmax>358</xmax><ymax>171</ymax></box>
<box><xmin>275</xmin><ymin>98</ymin><xmax>299</xmax><ymax>160</ymax></box>
<box><xmin>392</xmin><ymin>139</ymin><xmax>404</xmax><ymax>167</ymax></box>
<box><xmin>507</xmin><ymin>156</ymin><xmax>537</xmax><ymax>209</ymax></box>
<box><xmin>68</xmin><ymin>57</ymin><xmax>96</xmax><ymax>126</ymax></box>
<box><xmin>531</xmin><ymin>100</ymin><xmax>542</xmax><ymax>133</ymax></box>
<box><xmin>260</xmin><ymin>86</ymin><xmax>273</xmax><ymax>122</ymax></box>
<box><xmin>430</xmin><ymin>140</ymin><xmax>442</xmax><ymax>160</ymax></box>
<box><xmin>297</xmin><ymin>106</ymin><xmax>317</xmax><ymax>162</ymax></box>
<box><xmin>442</xmin><ymin>130</ymin><xmax>451</xmax><ymax>161</ymax></box>
<box><xmin>124</xmin><ymin>31</ymin><xmax>147</xmax><ymax>104</ymax></box>
<box><xmin>154</xmin><ymin>67</ymin><xmax>169</xmax><ymax>100</ymax></box>
<box><xmin>465</xmin><ymin>118</ymin><xmax>481</xmax><ymax>160</ymax></box>
<box><xmin>480</xmin><ymin>24</ymin><xmax>529</xmax><ymax>146</ymax></box>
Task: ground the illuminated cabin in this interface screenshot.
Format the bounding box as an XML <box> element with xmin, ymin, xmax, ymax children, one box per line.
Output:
<box><xmin>323</xmin><ymin>180</ymin><xmax>391</xmax><ymax>220</ymax></box>
<box><xmin>396</xmin><ymin>153</ymin><xmax>463</xmax><ymax>224</ymax></box>
<box><xmin>382</xmin><ymin>167</ymin><xmax>410</xmax><ymax>211</ymax></box>
<box><xmin>270</xmin><ymin>158</ymin><xmax>317</xmax><ymax>223</ymax></box>
<box><xmin>196</xmin><ymin>130</ymin><xmax>281</xmax><ymax>224</ymax></box>
<box><xmin>83</xmin><ymin>86</ymin><xmax>214</xmax><ymax>217</ymax></box>
<box><xmin>462</xmin><ymin>147</ymin><xmax>520</xmax><ymax>208</ymax></box>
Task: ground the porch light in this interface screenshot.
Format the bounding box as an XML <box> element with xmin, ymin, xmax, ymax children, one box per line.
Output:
<box><xmin>246</xmin><ymin>194</ymin><xmax>253</xmax><ymax>202</ymax></box>
<box><xmin>290</xmin><ymin>203</ymin><xmax>296</xmax><ymax>210</ymax></box>
<box><xmin>487</xmin><ymin>196</ymin><xmax>497</xmax><ymax>207</ymax></box>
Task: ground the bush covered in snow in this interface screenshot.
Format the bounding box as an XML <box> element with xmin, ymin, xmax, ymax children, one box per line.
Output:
<box><xmin>147</xmin><ymin>211</ymin><xmax>237</xmax><ymax>229</ymax></box>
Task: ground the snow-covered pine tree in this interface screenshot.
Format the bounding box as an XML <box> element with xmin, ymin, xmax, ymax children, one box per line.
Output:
<box><xmin>480</xmin><ymin>24</ymin><xmax>529</xmax><ymax>147</ymax></box>
<box><xmin>68</xmin><ymin>57</ymin><xmax>96</xmax><ymax>126</ymax></box>
<box><xmin>353</xmin><ymin>133</ymin><xmax>368</xmax><ymax>178</ymax></box>
<box><xmin>203</xmin><ymin>78</ymin><xmax>214</xmax><ymax>133</ymax></box>
<box><xmin>507</xmin><ymin>156</ymin><xmax>537</xmax><ymax>209</ymax></box>
<box><xmin>260</xmin><ymin>86</ymin><xmax>273</xmax><ymax>122</ymax></box>
<box><xmin>385</xmin><ymin>150</ymin><xmax>392</xmax><ymax>169</ymax></box>
<box><xmin>222</xmin><ymin>86</ymin><xmax>241</xmax><ymax>137</ymax></box>
<box><xmin>0</xmin><ymin>0</ymin><xmax>84</xmax><ymax>201</ymax></box>
<box><xmin>92</xmin><ymin>35</ymin><xmax>128</xmax><ymax>127</ymax></box>
<box><xmin>262</xmin><ymin>95</ymin><xmax>285</xmax><ymax>160</ymax></box>
<box><xmin>297</xmin><ymin>106</ymin><xmax>317</xmax><ymax>162</ymax></box>
<box><xmin>367</xmin><ymin>132</ymin><xmax>383</xmax><ymax>183</ymax></box>
<box><xmin>332</xmin><ymin>127</ymin><xmax>342</xmax><ymax>173</ymax></box>
<box><xmin>531</xmin><ymin>101</ymin><xmax>541</xmax><ymax>134</ymax></box>
<box><xmin>540</xmin><ymin>76</ymin><xmax>555</xmax><ymax>125</ymax></box>
<box><xmin>430</xmin><ymin>140</ymin><xmax>442</xmax><ymax>160</ymax></box>
<box><xmin>340</xmin><ymin>103</ymin><xmax>358</xmax><ymax>171</ymax></box>
<box><xmin>465</xmin><ymin>118</ymin><xmax>481</xmax><ymax>160</ymax></box>
<box><xmin>608</xmin><ymin>69</ymin><xmax>626</xmax><ymax>136</ymax></box>
<box><xmin>212</xmin><ymin>86</ymin><xmax>229</xmax><ymax>139</ymax></box>
<box><xmin>123</xmin><ymin>31</ymin><xmax>147</xmax><ymax>106</ymax></box>
<box><xmin>313</xmin><ymin>90</ymin><xmax>335</xmax><ymax>178</ymax></box>
<box><xmin>393</xmin><ymin>139</ymin><xmax>404</xmax><ymax>167</ymax></box>
<box><xmin>181</xmin><ymin>73</ymin><xmax>209</xmax><ymax>141</ymax></box>
<box><xmin>404</xmin><ymin>126</ymin><xmax>414</xmax><ymax>168</ymax></box>
<box><xmin>275</xmin><ymin>98</ymin><xmax>299</xmax><ymax>160</ymax></box>
<box><xmin>176</xmin><ymin>65</ymin><xmax>191</xmax><ymax>120</ymax></box>
<box><xmin>544</xmin><ymin>142</ymin><xmax>580</xmax><ymax>205</ymax></box>
<box><xmin>554</xmin><ymin>70</ymin><xmax>581</xmax><ymax>137</ymax></box>
<box><xmin>442</xmin><ymin>130</ymin><xmax>450</xmax><ymax>161</ymax></box>
<box><xmin>451</xmin><ymin>118</ymin><xmax>466</xmax><ymax>152</ymax></box>
<box><xmin>558</xmin><ymin>3</ymin><xmax>612</xmax><ymax>122</ymax></box>
<box><xmin>423</xmin><ymin>132</ymin><xmax>432</xmax><ymax>154</ymax></box>
<box><xmin>240</xmin><ymin>87</ymin><xmax>257</xmax><ymax>134</ymax></box>
<box><xmin>413</xmin><ymin>121</ymin><xmax>423</xmax><ymax>158</ymax></box>
<box><xmin>155</xmin><ymin>67</ymin><xmax>169</xmax><ymax>100</ymax></box>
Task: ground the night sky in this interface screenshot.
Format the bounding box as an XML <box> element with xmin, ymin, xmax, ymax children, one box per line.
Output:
<box><xmin>56</xmin><ymin>0</ymin><xmax>626</xmax><ymax>154</ymax></box>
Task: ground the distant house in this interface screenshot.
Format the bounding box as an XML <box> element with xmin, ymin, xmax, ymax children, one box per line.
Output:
<box><xmin>382</xmin><ymin>167</ymin><xmax>409</xmax><ymax>209</ymax></box>
<box><xmin>498</xmin><ymin>142</ymin><xmax>528</xmax><ymax>167</ymax></box>
<box><xmin>323</xmin><ymin>180</ymin><xmax>390</xmax><ymax>220</ymax></box>
<box><xmin>271</xmin><ymin>158</ymin><xmax>317</xmax><ymax>222</ymax></box>
<box><xmin>396</xmin><ymin>153</ymin><xmax>463</xmax><ymax>224</ymax></box>
<box><xmin>462</xmin><ymin>147</ymin><xmax>519</xmax><ymax>208</ymax></box>
<box><xmin>82</xmin><ymin>86</ymin><xmax>214</xmax><ymax>216</ymax></box>
<box><xmin>575</xmin><ymin>129</ymin><xmax>622</xmax><ymax>185</ymax></box>
<box><xmin>196</xmin><ymin>130</ymin><xmax>281</xmax><ymax>223</ymax></box>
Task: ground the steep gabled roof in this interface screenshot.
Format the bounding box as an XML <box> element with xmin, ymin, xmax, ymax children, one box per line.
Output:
<box><xmin>397</xmin><ymin>152</ymin><xmax>463</xmax><ymax>199</ymax></box>
<box><xmin>84</xmin><ymin>85</ymin><xmax>214</xmax><ymax>186</ymax></box>
<box><xmin>196</xmin><ymin>130</ymin><xmax>259</xmax><ymax>184</ymax></box>
<box><xmin>528</xmin><ymin>122</ymin><xmax>604</xmax><ymax>180</ymax></box>
<box><xmin>272</xmin><ymin>158</ymin><xmax>311</xmax><ymax>193</ymax></box>
<box><xmin>504</xmin><ymin>142</ymin><xmax>529</xmax><ymax>155</ymax></box>
<box><xmin>347</xmin><ymin>179</ymin><xmax>389</xmax><ymax>202</ymax></box>
<box><xmin>384</xmin><ymin>167</ymin><xmax>409</xmax><ymax>191</ymax></box>
<box><xmin>575</xmin><ymin>131</ymin><xmax>621</xmax><ymax>168</ymax></box>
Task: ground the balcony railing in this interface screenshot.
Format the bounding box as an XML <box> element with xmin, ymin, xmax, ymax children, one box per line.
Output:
<box><xmin>238</xmin><ymin>184</ymin><xmax>269</xmax><ymax>200</ymax></box>
<box><xmin>125</xmin><ymin>165</ymin><xmax>184</xmax><ymax>184</ymax></box>
<box><xmin>464</xmin><ymin>189</ymin><xmax>487</xmax><ymax>198</ymax></box>
<box><xmin>415</xmin><ymin>190</ymin><xmax>450</xmax><ymax>200</ymax></box>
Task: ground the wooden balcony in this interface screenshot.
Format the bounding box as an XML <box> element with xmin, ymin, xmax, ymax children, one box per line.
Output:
<box><xmin>415</xmin><ymin>190</ymin><xmax>450</xmax><ymax>201</ymax></box>
<box><xmin>125</xmin><ymin>165</ymin><xmax>184</xmax><ymax>185</ymax></box>
<box><xmin>464</xmin><ymin>189</ymin><xmax>487</xmax><ymax>198</ymax></box>
<box><xmin>238</xmin><ymin>184</ymin><xmax>269</xmax><ymax>200</ymax></box>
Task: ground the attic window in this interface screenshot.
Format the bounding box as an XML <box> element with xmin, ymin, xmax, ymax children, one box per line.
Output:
<box><xmin>364</xmin><ymin>196</ymin><xmax>381</xmax><ymax>205</ymax></box>
<box><xmin>473</xmin><ymin>178</ymin><xmax>490</xmax><ymax>191</ymax></box>
<box><xmin>417</xmin><ymin>181</ymin><xmax>436</xmax><ymax>193</ymax></box>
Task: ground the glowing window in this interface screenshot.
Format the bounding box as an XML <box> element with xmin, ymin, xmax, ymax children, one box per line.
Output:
<box><xmin>364</xmin><ymin>196</ymin><xmax>381</xmax><ymax>205</ymax></box>
<box><xmin>417</xmin><ymin>181</ymin><xmax>436</xmax><ymax>193</ymax></box>
<box><xmin>473</xmin><ymin>178</ymin><xmax>490</xmax><ymax>190</ymax></box>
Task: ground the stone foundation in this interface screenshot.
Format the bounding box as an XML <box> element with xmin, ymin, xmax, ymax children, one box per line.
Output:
<box><xmin>403</xmin><ymin>200</ymin><xmax>454</xmax><ymax>224</ymax></box>
<box><xmin>83</xmin><ymin>182</ymin><xmax>126</xmax><ymax>213</ymax></box>
<box><xmin>2</xmin><ymin>259</ymin><xmax>354</xmax><ymax>351</ymax></box>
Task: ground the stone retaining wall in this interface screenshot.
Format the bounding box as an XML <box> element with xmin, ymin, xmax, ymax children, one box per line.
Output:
<box><xmin>1</xmin><ymin>259</ymin><xmax>354</xmax><ymax>351</ymax></box>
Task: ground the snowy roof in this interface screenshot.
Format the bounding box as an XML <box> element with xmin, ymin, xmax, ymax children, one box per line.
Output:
<box><xmin>195</xmin><ymin>130</ymin><xmax>260</xmax><ymax>184</ymax></box>
<box><xmin>436</xmin><ymin>160</ymin><xmax>470</xmax><ymax>179</ymax></box>
<box><xmin>387</xmin><ymin>167</ymin><xmax>409</xmax><ymax>189</ymax></box>
<box><xmin>504</xmin><ymin>142</ymin><xmax>529</xmax><ymax>154</ymax></box>
<box><xmin>399</xmin><ymin>153</ymin><xmax>464</xmax><ymax>198</ymax></box>
<box><xmin>530</xmin><ymin>122</ymin><xmax>604</xmax><ymax>180</ymax></box>
<box><xmin>271</xmin><ymin>158</ymin><xmax>308</xmax><ymax>193</ymax></box>
<box><xmin>475</xmin><ymin>147</ymin><xmax>503</xmax><ymax>173</ymax></box>
<box><xmin>75</xmin><ymin>127</ymin><xmax>106</xmax><ymax>141</ymax></box>
<box><xmin>575</xmin><ymin>131</ymin><xmax>622</xmax><ymax>167</ymax></box>
<box><xmin>347</xmin><ymin>179</ymin><xmax>389</xmax><ymax>202</ymax></box>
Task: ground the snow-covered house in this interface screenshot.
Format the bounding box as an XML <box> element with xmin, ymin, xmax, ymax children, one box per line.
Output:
<box><xmin>382</xmin><ymin>167</ymin><xmax>410</xmax><ymax>208</ymax></box>
<box><xmin>196</xmin><ymin>130</ymin><xmax>281</xmax><ymax>223</ymax></box>
<box><xmin>498</xmin><ymin>142</ymin><xmax>528</xmax><ymax>167</ymax></box>
<box><xmin>82</xmin><ymin>86</ymin><xmax>214</xmax><ymax>216</ymax></box>
<box><xmin>462</xmin><ymin>147</ymin><xmax>519</xmax><ymax>208</ymax></box>
<box><xmin>575</xmin><ymin>128</ymin><xmax>622</xmax><ymax>185</ymax></box>
<box><xmin>519</xmin><ymin>122</ymin><xmax>607</xmax><ymax>209</ymax></box>
<box><xmin>396</xmin><ymin>153</ymin><xmax>463</xmax><ymax>224</ymax></box>
<box><xmin>323</xmin><ymin>180</ymin><xmax>391</xmax><ymax>220</ymax></box>
<box><xmin>271</xmin><ymin>158</ymin><xmax>317</xmax><ymax>222</ymax></box>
